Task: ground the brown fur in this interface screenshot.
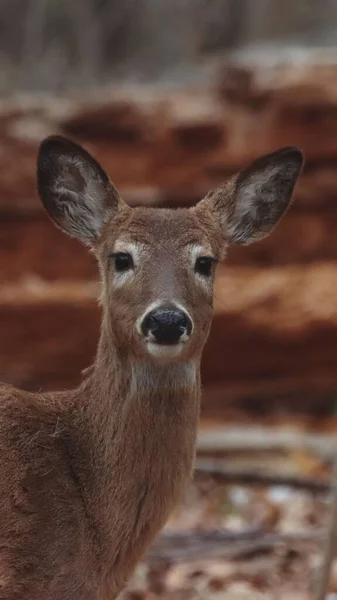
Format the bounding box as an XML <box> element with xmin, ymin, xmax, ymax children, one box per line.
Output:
<box><xmin>0</xmin><ymin>137</ymin><xmax>303</xmax><ymax>599</ymax></box>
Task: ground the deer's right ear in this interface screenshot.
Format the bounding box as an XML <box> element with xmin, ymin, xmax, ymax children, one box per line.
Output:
<box><xmin>196</xmin><ymin>147</ymin><xmax>303</xmax><ymax>246</ymax></box>
<box><xmin>37</xmin><ymin>136</ymin><xmax>126</xmax><ymax>245</ymax></box>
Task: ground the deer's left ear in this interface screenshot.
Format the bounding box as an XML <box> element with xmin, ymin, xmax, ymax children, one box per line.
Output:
<box><xmin>197</xmin><ymin>147</ymin><xmax>304</xmax><ymax>245</ymax></box>
<box><xmin>37</xmin><ymin>135</ymin><xmax>127</xmax><ymax>246</ymax></box>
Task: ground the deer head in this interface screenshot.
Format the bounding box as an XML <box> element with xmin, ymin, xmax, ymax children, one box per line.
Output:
<box><xmin>37</xmin><ymin>136</ymin><xmax>303</xmax><ymax>364</ymax></box>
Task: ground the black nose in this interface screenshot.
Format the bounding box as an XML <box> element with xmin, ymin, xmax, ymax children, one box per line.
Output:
<box><xmin>141</xmin><ymin>305</ymin><xmax>192</xmax><ymax>344</ymax></box>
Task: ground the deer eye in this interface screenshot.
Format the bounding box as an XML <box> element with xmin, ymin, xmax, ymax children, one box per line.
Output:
<box><xmin>111</xmin><ymin>252</ymin><xmax>134</xmax><ymax>272</ymax></box>
<box><xmin>195</xmin><ymin>256</ymin><xmax>216</xmax><ymax>277</ymax></box>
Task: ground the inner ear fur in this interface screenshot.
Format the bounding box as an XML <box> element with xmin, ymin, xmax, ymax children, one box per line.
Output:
<box><xmin>197</xmin><ymin>146</ymin><xmax>304</xmax><ymax>245</ymax></box>
<box><xmin>37</xmin><ymin>135</ymin><xmax>127</xmax><ymax>245</ymax></box>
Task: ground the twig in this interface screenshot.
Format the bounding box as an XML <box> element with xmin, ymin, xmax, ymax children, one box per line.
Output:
<box><xmin>148</xmin><ymin>528</ymin><xmax>322</xmax><ymax>565</ymax></box>
<box><xmin>197</xmin><ymin>425</ymin><xmax>337</xmax><ymax>461</ymax></box>
<box><xmin>195</xmin><ymin>459</ymin><xmax>330</xmax><ymax>492</ymax></box>
<box><xmin>315</xmin><ymin>451</ymin><xmax>337</xmax><ymax>600</ymax></box>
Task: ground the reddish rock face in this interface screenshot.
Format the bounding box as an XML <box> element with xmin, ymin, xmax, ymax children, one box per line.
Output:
<box><xmin>2</xmin><ymin>58</ymin><xmax>337</xmax><ymax>416</ymax></box>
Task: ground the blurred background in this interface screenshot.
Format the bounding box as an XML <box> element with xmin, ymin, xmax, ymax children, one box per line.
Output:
<box><xmin>2</xmin><ymin>1</ymin><xmax>337</xmax><ymax>598</ymax></box>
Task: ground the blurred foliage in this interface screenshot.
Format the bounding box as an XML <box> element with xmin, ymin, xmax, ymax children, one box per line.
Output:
<box><xmin>0</xmin><ymin>0</ymin><xmax>336</xmax><ymax>92</ymax></box>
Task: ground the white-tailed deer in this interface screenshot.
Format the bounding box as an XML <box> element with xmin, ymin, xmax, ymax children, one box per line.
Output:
<box><xmin>0</xmin><ymin>136</ymin><xmax>303</xmax><ymax>599</ymax></box>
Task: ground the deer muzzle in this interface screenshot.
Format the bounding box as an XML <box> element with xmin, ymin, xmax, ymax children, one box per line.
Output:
<box><xmin>140</xmin><ymin>303</ymin><xmax>193</xmax><ymax>346</ymax></box>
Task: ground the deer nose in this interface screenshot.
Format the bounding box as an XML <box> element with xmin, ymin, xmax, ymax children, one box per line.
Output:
<box><xmin>141</xmin><ymin>305</ymin><xmax>193</xmax><ymax>345</ymax></box>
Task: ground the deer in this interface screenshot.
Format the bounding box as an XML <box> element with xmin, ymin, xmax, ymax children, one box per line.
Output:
<box><xmin>0</xmin><ymin>135</ymin><xmax>303</xmax><ymax>599</ymax></box>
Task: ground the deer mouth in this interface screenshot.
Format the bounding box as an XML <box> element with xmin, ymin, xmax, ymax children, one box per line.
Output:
<box><xmin>145</xmin><ymin>340</ymin><xmax>185</xmax><ymax>358</ymax></box>
<box><xmin>150</xmin><ymin>338</ymin><xmax>185</xmax><ymax>346</ymax></box>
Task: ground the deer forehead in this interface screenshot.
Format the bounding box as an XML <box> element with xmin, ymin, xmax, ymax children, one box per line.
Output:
<box><xmin>107</xmin><ymin>207</ymin><xmax>215</xmax><ymax>257</ymax></box>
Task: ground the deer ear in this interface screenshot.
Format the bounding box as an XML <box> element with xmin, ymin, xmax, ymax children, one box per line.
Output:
<box><xmin>198</xmin><ymin>147</ymin><xmax>304</xmax><ymax>245</ymax></box>
<box><xmin>37</xmin><ymin>135</ymin><xmax>126</xmax><ymax>245</ymax></box>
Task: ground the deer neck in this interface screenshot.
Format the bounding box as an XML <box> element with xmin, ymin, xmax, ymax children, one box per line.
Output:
<box><xmin>71</xmin><ymin>321</ymin><xmax>201</xmax><ymax>582</ymax></box>
<box><xmin>88</xmin><ymin>315</ymin><xmax>201</xmax><ymax>416</ymax></box>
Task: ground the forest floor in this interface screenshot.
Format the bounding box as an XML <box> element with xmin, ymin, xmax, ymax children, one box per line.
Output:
<box><xmin>121</xmin><ymin>417</ymin><xmax>337</xmax><ymax>600</ymax></box>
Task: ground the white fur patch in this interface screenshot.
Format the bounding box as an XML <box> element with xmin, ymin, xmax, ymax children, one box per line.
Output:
<box><xmin>131</xmin><ymin>360</ymin><xmax>197</xmax><ymax>393</ymax></box>
<box><xmin>113</xmin><ymin>241</ymin><xmax>142</xmax><ymax>263</ymax></box>
<box><xmin>112</xmin><ymin>241</ymin><xmax>143</xmax><ymax>285</ymax></box>
<box><xmin>145</xmin><ymin>341</ymin><xmax>185</xmax><ymax>358</ymax></box>
<box><xmin>189</xmin><ymin>244</ymin><xmax>212</xmax><ymax>266</ymax></box>
<box><xmin>189</xmin><ymin>244</ymin><xmax>214</xmax><ymax>285</ymax></box>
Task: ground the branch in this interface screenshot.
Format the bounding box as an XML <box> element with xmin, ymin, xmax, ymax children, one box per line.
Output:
<box><xmin>195</xmin><ymin>459</ymin><xmax>330</xmax><ymax>493</ymax></box>
<box><xmin>148</xmin><ymin>528</ymin><xmax>322</xmax><ymax>564</ymax></box>
<box><xmin>197</xmin><ymin>425</ymin><xmax>337</xmax><ymax>461</ymax></box>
